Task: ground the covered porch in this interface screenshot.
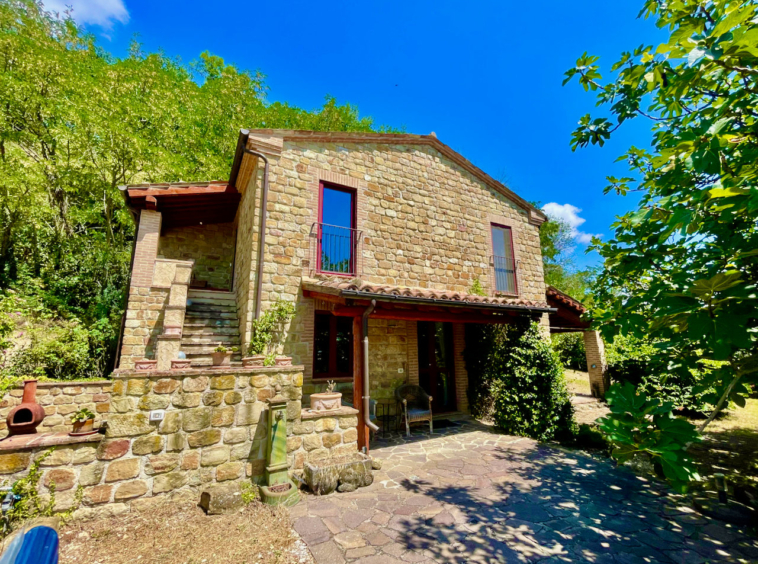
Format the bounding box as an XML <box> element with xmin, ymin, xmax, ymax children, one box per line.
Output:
<box><xmin>301</xmin><ymin>279</ymin><xmax>555</xmax><ymax>452</ymax></box>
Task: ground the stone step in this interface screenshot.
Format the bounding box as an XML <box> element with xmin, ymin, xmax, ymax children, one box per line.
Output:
<box><xmin>182</xmin><ymin>334</ymin><xmax>239</xmax><ymax>345</ymax></box>
<box><xmin>183</xmin><ymin>318</ymin><xmax>240</xmax><ymax>328</ymax></box>
<box><xmin>188</xmin><ymin>289</ymin><xmax>235</xmax><ymax>299</ymax></box>
<box><xmin>186</xmin><ymin>294</ymin><xmax>237</xmax><ymax>307</ymax></box>
<box><xmin>184</xmin><ymin>311</ymin><xmax>238</xmax><ymax>320</ymax></box>
<box><xmin>182</xmin><ymin>326</ymin><xmax>240</xmax><ymax>336</ymax></box>
<box><xmin>186</xmin><ymin>303</ymin><xmax>237</xmax><ymax>314</ymax></box>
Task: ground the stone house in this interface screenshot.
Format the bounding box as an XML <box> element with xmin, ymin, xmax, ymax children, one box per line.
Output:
<box><xmin>117</xmin><ymin>129</ymin><xmax>605</xmax><ymax>450</ymax></box>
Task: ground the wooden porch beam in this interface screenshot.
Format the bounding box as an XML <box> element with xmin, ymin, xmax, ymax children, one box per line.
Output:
<box><xmin>333</xmin><ymin>306</ymin><xmax>520</xmax><ymax>324</ymax></box>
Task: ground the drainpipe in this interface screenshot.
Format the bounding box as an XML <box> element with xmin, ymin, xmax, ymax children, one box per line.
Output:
<box><xmin>362</xmin><ymin>300</ymin><xmax>380</xmax><ymax>433</ymax></box>
<box><xmin>243</xmin><ymin>148</ymin><xmax>270</xmax><ymax>320</ymax></box>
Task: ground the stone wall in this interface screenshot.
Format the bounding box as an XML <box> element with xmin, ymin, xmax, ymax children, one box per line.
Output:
<box><xmin>0</xmin><ymin>366</ymin><xmax>359</xmax><ymax>518</ymax></box>
<box><xmin>234</xmin><ymin>138</ymin><xmax>548</xmax><ymax>378</ymax></box>
<box><xmin>0</xmin><ymin>381</ymin><xmax>111</xmax><ymax>439</ymax></box>
<box><xmin>159</xmin><ymin>222</ymin><xmax>236</xmax><ymax>291</ymax></box>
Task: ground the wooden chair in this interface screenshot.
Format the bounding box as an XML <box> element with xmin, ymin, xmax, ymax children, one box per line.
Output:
<box><xmin>395</xmin><ymin>384</ymin><xmax>433</xmax><ymax>437</ymax></box>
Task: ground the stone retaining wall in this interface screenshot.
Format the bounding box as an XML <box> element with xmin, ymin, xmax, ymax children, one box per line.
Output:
<box><xmin>0</xmin><ymin>366</ymin><xmax>359</xmax><ymax>519</ymax></box>
<box><xmin>0</xmin><ymin>381</ymin><xmax>112</xmax><ymax>439</ymax></box>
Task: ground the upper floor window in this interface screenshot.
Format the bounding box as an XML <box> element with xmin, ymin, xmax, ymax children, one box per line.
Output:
<box><xmin>318</xmin><ymin>183</ymin><xmax>357</xmax><ymax>275</ymax></box>
<box><xmin>491</xmin><ymin>224</ymin><xmax>517</xmax><ymax>294</ymax></box>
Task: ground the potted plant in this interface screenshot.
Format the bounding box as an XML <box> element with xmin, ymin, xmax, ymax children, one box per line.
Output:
<box><xmin>211</xmin><ymin>344</ymin><xmax>238</xmax><ymax>367</ymax></box>
<box><xmin>243</xmin><ymin>299</ymin><xmax>296</xmax><ymax>368</ymax></box>
<box><xmin>310</xmin><ymin>380</ymin><xmax>342</xmax><ymax>412</ymax></box>
<box><xmin>69</xmin><ymin>407</ymin><xmax>97</xmax><ymax>436</ymax></box>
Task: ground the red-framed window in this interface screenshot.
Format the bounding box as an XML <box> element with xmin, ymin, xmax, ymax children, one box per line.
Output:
<box><xmin>491</xmin><ymin>224</ymin><xmax>517</xmax><ymax>294</ymax></box>
<box><xmin>313</xmin><ymin>313</ymin><xmax>353</xmax><ymax>379</ymax></box>
<box><xmin>317</xmin><ymin>182</ymin><xmax>357</xmax><ymax>275</ymax></box>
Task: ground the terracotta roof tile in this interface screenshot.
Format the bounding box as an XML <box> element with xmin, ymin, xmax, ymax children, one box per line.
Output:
<box><xmin>546</xmin><ymin>286</ymin><xmax>587</xmax><ymax>314</ymax></box>
<box><xmin>302</xmin><ymin>278</ymin><xmax>551</xmax><ymax>311</ymax></box>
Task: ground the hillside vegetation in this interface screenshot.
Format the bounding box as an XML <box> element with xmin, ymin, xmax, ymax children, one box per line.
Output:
<box><xmin>0</xmin><ymin>0</ymin><xmax>382</xmax><ymax>386</ymax></box>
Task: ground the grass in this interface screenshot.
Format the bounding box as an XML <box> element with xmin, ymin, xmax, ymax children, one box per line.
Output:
<box><xmin>59</xmin><ymin>500</ymin><xmax>312</xmax><ymax>564</ymax></box>
<box><xmin>686</xmin><ymin>398</ymin><xmax>758</xmax><ymax>486</ymax></box>
<box><xmin>564</xmin><ymin>369</ymin><xmax>592</xmax><ymax>396</ymax></box>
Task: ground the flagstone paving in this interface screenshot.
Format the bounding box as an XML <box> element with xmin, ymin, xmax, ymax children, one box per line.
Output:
<box><xmin>290</xmin><ymin>420</ymin><xmax>758</xmax><ymax>563</ymax></box>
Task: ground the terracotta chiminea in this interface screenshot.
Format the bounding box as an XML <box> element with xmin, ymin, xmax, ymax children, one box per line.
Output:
<box><xmin>6</xmin><ymin>380</ymin><xmax>46</xmax><ymax>437</ymax></box>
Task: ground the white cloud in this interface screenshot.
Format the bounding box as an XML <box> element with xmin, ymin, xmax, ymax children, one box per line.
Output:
<box><xmin>541</xmin><ymin>202</ymin><xmax>601</xmax><ymax>244</ymax></box>
<box><xmin>43</xmin><ymin>0</ymin><xmax>129</xmax><ymax>28</ymax></box>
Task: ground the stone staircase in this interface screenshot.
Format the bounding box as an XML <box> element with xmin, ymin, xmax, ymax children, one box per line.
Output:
<box><xmin>182</xmin><ymin>289</ymin><xmax>242</xmax><ymax>367</ymax></box>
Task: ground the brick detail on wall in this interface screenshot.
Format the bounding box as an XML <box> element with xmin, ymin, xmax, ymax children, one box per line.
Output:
<box><xmin>131</xmin><ymin>210</ymin><xmax>162</xmax><ymax>289</ymax></box>
<box><xmin>159</xmin><ymin>223</ymin><xmax>236</xmax><ymax>291</ymax></box>
<box><xmin>452</xmin><ymin>323</ymin><xmax>469</xmax><ymax>413</ymax></box>
<box><xmin>583</xmin><ymin>330</ymin><xmax>609</xmax><ymax>398</ymax></box>
<box><xmin>406</xmin><ymin>321</ymin><xmax>419</xmax><ymax>385</ymax></box>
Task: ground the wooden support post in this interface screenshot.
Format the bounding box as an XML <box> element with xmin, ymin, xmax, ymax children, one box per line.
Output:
<box><xmin>353</xmin><ymin>316</ymin><xmax>369</xmax><ymax>451</ymax></box>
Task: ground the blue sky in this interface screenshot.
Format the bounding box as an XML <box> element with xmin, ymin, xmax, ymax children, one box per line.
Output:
<box><xmin>45</xmin><ymin>0</ymin><xmax>665</xmax><ymax>268</ymax></box>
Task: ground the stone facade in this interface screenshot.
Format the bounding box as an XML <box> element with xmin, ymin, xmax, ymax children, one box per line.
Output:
<box><xmin>583</xmin><ymin>330</ymin><xmax>609</xmax><ymax>398</ymax></box>
<box><xmin>118</xmin><ymin>131</ymin><xmax>549</xmax><ymax>414</ymax></box>
<box><xmin>159</xmin><ymin>222</ymin><xmax>236</xmax><ymax>291</ymax></box>
<box><xmin>233</xmin><ymin>136</ymin><xmax>546</xmax><ymax>393</ymax></box>
<box><xmin>0</xmin><ymin>366</ymin><xmax>358</xmax><ymax>518</ymax></box>
<box><xmin>0</xmin><ymin>381</ymin><xmax>111</xmax><ymax>439</ymax></box>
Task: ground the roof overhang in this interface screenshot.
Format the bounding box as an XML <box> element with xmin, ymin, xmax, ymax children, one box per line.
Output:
<box><xmin>120</xmin><ymin>182</ymin><xmax>241</xmax><ymax>229</ymax></box>
<box><xmin>302</xmin><ymin>279</ymin><xmax>555</xmax><ymax>324</ymax></box>
<box><xmin>546</xmin><ymin>286</ymin><xmax>591</xmax><ymax>332</ymax></box>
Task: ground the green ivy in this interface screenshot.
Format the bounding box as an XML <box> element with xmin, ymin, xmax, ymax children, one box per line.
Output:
<box><xmin>597</xmin><ymin>383</ymin><xmax>701</xmax><ymax>492</ymax></box>
<box><xmin>464</xmin><ymin>319</ymin><xmax>577</xmax><ymax>442</ymax></box>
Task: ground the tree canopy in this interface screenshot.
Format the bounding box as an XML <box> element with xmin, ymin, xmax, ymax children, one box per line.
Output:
<box><xmin>565</xmin><ymin>0</ymin><xmax>758</xmax><ymax>431</ymax></box>
<box><xmin>0</xmin><ymin>0</ymin><xmax>384</xmax><ymax>379</ymax></box>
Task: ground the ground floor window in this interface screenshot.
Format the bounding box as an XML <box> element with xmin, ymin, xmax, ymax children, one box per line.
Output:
<box><xmin>313</xmin><ymin>313</ymin><xmax>353</xmax><ymax>378</ymax></box>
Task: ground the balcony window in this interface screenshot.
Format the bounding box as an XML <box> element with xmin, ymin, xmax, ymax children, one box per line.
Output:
<box><xmin>318</xmin><ymin>183</ymin><xmax>357</xmax><ymax>275</ymax></box>
<box><xmin>491</xmin><ymin>224</ymin><xmax>517</xmax><ymax>294</ymax></box>
<box><xmin>313</xmin><ymin>313</ymin><xmax>353</xmax><ymax>379</ymax></box>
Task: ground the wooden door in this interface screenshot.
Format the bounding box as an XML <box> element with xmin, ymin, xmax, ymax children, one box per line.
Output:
<box><xmin>417</xmin><ymin>321</ymin><xmax>457</xmax><ymax>412</ymax></box>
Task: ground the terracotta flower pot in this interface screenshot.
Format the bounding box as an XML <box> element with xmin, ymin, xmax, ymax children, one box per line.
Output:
<box><xmin>135</xmin><ymin>359</ymin><xmax>157</xmax><ymax>371</ymax></box>
<box><xmin>310</xmin><ymin>392</ymin><xmax>342</xmax><ymax>412</ymax></box>
<box><xmin>275</xmin><ymin>356</ymin><xmax>292</xmax><ymax>367</ymax></box>
<box><xmin>171</xmin><ymin>359</ymin><xmax>192</xmax><ymax>370</ymax></box>
<box><xmin>211</xmin><ymin>352</ymin><xmax>232</xmax><ymax>367</ymax></box>
<box><xmin>242</xmin><ymin>355</ymin><xmax>265</xmax><ymax>368</ymax></box>
<box><xmin>70</xmin><ymin>418</ymin><xmax>96</xmax><ymax>436</ymax></box>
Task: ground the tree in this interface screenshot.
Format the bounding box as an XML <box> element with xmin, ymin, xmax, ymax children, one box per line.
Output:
<box><xmin>538</xmin><ymin>208</ymin><xmax>596</xmax><ymax>304</ymax></box>
<box><xmin>564</xmin><ymin>0</ymin><xmax>758</xmax><ymax>431</ymax></box>
<box><xmin>0</xmin><ymin>0</ymin><xmax>385</xmax><ymax>378</ymax></box>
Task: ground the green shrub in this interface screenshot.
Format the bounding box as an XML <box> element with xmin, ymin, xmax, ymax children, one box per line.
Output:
<box><xmin>248</xmin><ymin>300</ymin><xmax>296</xmax><ymax>356</ymax></box>
<box><xmin>551</xmin><ymin>332</ymin><xmax>587</xmax><ymax>371</ymax></box>
<box><xmin>464</xmin><ymin>319</ymin><xmax>577</xmax><ymax>442</ymax></box>
<box><xmin>606</xmin><ymin>335</ymin><xmax>714</xmax><ymax>414</ymax></box>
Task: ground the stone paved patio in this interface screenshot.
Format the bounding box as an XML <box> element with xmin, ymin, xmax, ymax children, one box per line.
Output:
<box><xmin>290</xmin><ymin>419</ymin><xmax>758</xmax><ymax>563</ymax></box>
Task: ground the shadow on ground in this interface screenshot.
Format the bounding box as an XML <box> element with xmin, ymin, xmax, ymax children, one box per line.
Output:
<box><xmin>293</xmin><ymin>422</ymin><xmax>758</xmax><ymax>563</ymax></box>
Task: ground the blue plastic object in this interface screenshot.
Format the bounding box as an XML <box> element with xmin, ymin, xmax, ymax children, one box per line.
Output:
<box><xmin>1</xmin><ymin>526</ymin><xmax>59</xmax><ymax>564</ymax></box>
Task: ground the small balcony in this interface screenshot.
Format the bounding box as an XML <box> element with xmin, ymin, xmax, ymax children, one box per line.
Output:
<box><xmin>310</xmin><ymin>223</ymin><xmax>362</xmax><ymax>276</ymax></box>
<box><xmin>492</xmin><ymin>255</ymin><xmax>519</xmax><ymax>295</ymax></box>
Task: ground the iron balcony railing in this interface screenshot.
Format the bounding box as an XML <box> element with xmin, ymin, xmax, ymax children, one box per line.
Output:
<box><xmin>310</xmin><ymin>223</ymin><xmax>362</xmax><ymax>276</ymax></box>
<box><xmin>491</xmin><ymin>255</ymin><xmax>519</xmax><ymax>295</ymax></box>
